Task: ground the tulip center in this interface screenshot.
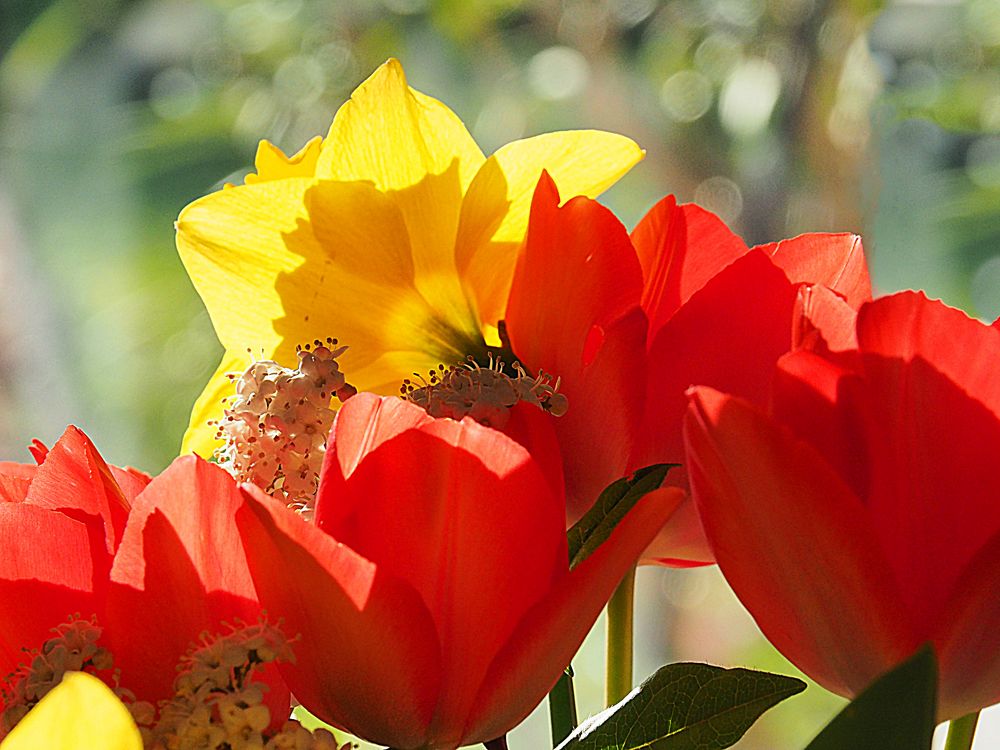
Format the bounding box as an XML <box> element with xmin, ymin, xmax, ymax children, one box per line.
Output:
<box><xmin>1</xmin><ymin>615</ymin><xmax>344</xmax><ymax>749</ymax></box>
<box><xmin>213</xmin><ymin>338</ymin><xmax>356</xmax><ymax>518</ymax></box>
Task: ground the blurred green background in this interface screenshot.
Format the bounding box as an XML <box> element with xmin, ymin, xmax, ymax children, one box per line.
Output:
<box><xmin>1</xmin><ymin>0</ymin><xmax>998</xmax><ymax>747</ymax></box>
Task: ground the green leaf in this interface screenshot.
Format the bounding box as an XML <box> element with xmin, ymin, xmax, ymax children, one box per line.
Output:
<box><xmin>555</xmin><ymin>662</ymin><xmax>806</xmax><ymax>750</ymax></box>
<box><xmin>567</xmin><ymin>464</ymin><xmax>675</xmax><ymax>570</ymax></box>
<box><xmin>805</xmin><ymin>646</ymin><xmax>937</xmax><ymax>750</ymax></box>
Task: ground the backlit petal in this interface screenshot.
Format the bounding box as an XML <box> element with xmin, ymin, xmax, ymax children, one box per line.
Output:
<box><xmin>631</xmin><ymin>250</ymin><xmax>797</xmax><ymax>485</ymax></box>
<box><xmin>456</xmin><ymin>131</ymin><xmax>644</xmax><ymax>327</ymax></box>
<box><xmin>245</xmin><ymin>137</ymin><xmax>323</xmax><ymax>183</ymax></box>
<box><xmin>506</xmin><ymin>175</ymin><xmax>646</xmax><ymax>514</ymax></box>
<box><xmin>756</xmin><ymin>233</ymin><xmax>871</xmax><ymax>309</ymax></box>
<box><xmin>178</xmin><ymin>177</ymin><xmax>481</xmax><ymax>408</ymax></box>
<box><xmin>106</xmin><ymin>456</ymin><xmax>283</xmax><ymax>709</ymax></box>
<box><xmin>317</xmin><ymin>59</ymin><xmax>484</xmax><ymax>315</ymax></box>
<box><xmin>316</xmin><ymin>395</ymin><xmax>565</xmax><ymax>747</ymax></box>
<box><xmin>855</xmin><ymin>290</ymin><xmax>1000</xmax><ymax>419</ymax></box>
<box><xmin>463</xmin><ymin>487</ymin><xmax>684</xmax><ymax>743</ymax></box>
<box><xmin>684</xmin><ymin>386</ymin><xmax>916</xmax><ymax>697</ymax></box>
<box><xmin>180</xmin><ymin>349</ymin><xmax>245</xmax><ymax>458</ymax></box>
<box><xmin>24</xmin><ymin>426</ymin><xmax>129</xmax><ymax>555</ymax></box>
<box><xmin>630</xmin><ymin>197</ymin><xmax>747</xmax><ymax>341</ymax></box>
<box><xmin>237</xmin><ymin>492</ymin><xmax>441</xmax><ymax>749</ymax></box>
<box><xmin>933</xmin><ymin>529</ymin><xmax>1000</xmax><ymax>719</ymax></box>
<box><xmin>0</xmin><ymin>505</ymin><xmax>96</xmax><ymax>678</ymax></box>
<box><xmin>0</xmin><ymin>672</ymin><xmax>142</xmax><ymax>750</ymax></box>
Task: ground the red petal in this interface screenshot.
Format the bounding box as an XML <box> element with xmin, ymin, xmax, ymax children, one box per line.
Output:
<box><xmin>316</xmin><ymin>396</ymin><xmax>566</xmax><ymax>747</ymax></box>
<box><xmin>0</xmin><ymin>504</ymin><xmax>97</xmax><ymax>677</ymax></box>
<box><xmin>106</xmin><ymin>456</ymin><xmax>282</xmax><ymax>710</ymax></box>
<box><xmin>505</xmin><ymin>175</ymin><xmax>647</xmax><ymax>515</ymax></box>
<box><xmin>630</xmin><ymin>197</ymin><xmax>747</xmax><ymax>341</ymax></box>
<box><xmin>24</xmin><ymin>426</ymin><xmax>129</xmax><ymax>555</ymax></box>
<box><xmin>933</xmin><ymin>528</ymin><xmax>1000</xmax><ymax>718</ymax></box>
<box><xmin>792</xmin><ymin>284</ymin><xmax>860</xmax><ymax>353</ymax></box>
<box><xmin>237</xmin><ymin>492</ymin><xmax>441</xmax><ymax>749</ymax></box>
<box><xmin>505</xmin><ymin>172</ymin><xmax>643</xmax><ymax>380</ymax></box>
<box><xmin>683</xmin><ymin>387</ymin><xmax>916</xmax><ymax>697</ymax></box>
<box><xmin>845</xmin><ymin>352</ymin><xmax>1000</xmax><ymax>625</ymax></box>
<box><xmin>632</xmin><ymin>250</ymin><xmax>797</xmax><ymax>490</ymax></box>
<box><xmin>0</xmin><ymin>462</ymin><xmax>36</xmax><ymax>503</ymax></box>
<box><xmin>462</xmin><ymin>486</ymin><xmax>685</xmax><ymax>743</ymax></box>
<box><xmin>855</xmin><ymin>291</ymin><xmax>1000</xmax><ymax>420</ymax></box>
<box><xmin>756</xmin><ymin>233</ymin><xmax>871</xmax><ymax>309</ymax></box>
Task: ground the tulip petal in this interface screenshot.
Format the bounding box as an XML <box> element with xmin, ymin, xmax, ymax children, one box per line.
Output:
<box><xmin>455</xmin><ymin>131</ymin><xmax>643</xmax><ymax>326</ymax></box>
<box><xmin>630</xmin><ymin>197</ymin><xmax>748</xmax><ymax>340</ymax></box>
<box><xmin>24</xmin><ymin>426</ymin><xmax>129</xmax><ymax>555</ymax></box>
<box><xmin>854</xmin><ymin>291</ymin><xmax>1000</xmax><ymax>420</ymax></box>
<box><xmin>632</xmin><ymin>250</ymin><xmax>797</xmax><ymax>484</ymax></box>
<box><xmin>316</xmin><ymin>396</ymin><xmax>567</xmax><ymax>747</ymax></box>
<box><xmin>106</xmin><ymin>456</ymin><xmax>281</xmax><ymax>708</ymax></box>
<box><xmin>236</xmin><ymin>492</ymin><xmax>441</xmax><ymax>749</ymax></box>
<box><xmin>463</xmin><ymin>486</ymin><xmax>685</xmax><ymax>743</ymax></box>
<box><xmin>933</xmin><ymin>528</ymin><xmax>1000</xmax><ymax>719</ymax></box>
<box><xmin>0</xmin><ymin>671</ymin><xmax>142</xmax><ymax>750</ymax></box>
<box><xmin>792</xmin><ymin>284</ymin><xmax>860</xmax><ymax>352</ymax></box>
<box><xmin>0</xmin><ymin>463</ymin><xmax>35</xmax><ymax>503</ymax></box>
<box><xmin>505</xmin><ymin>176</ymin><xmax>647</xmax><ymax>510</ymax></box>
<box><xmin>756</xmin><ymin>233</ymin><xmax>871</xmax><ymax>309</ymax></box>
<box><xmin>684</xmin><ymin>387</ymin><xmax>917</xmax><ymax>697</ymax></box>
<box><xmin>847</xmin><ymin>352</ymin><xmax>1000</xmax><ymax>623</ymax></box>
<box><xmin>0</xmin><ymin>504</ymin><xmax>97</xmax><ymax>677</ymax></box>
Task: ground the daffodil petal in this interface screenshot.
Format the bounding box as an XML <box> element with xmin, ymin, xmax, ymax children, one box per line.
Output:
<box><xmin>177</xmin><ymin>177</ymin><xmax>313</xmax><ymax>353</ymax></box>
<box><xmin>181</xmin><ymin>349</ymin><xmax>245</xmax><ymax>458</ymax></box>
<box><xmin>1</xmin><ymin>672</ymin><xmax>142</xmax><ymax>750</ymax></box>
<box><xmin>317</xmin><ymin>59</ymin><xmax>484</xmax><ymax>192</ymax></box>
<box><xmin>178</xmin><ymin>176</ymin><xmax>482</xmax><ymax>410</ymax></box>
<box><xmin>245</xmin><ymin>136</ymin><xmax>323</xmax><ymax>183</ymax></box>
<box><xmin>316</xmin><ymin>59</ymin><xmax>486</xmax><ymax>311</ymax></box>
<box><xmin>455</xmin><ymin>130</ymin><xmax>644</xmax><ymax>327</ymax></box>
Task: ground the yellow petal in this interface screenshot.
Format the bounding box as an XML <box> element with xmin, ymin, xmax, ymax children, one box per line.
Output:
<box><xmin>1</xmin><ymin>672</ymin><xmax>142</xmax><ymax>750</ymax></box>
<box><xmin>245</xmin><ymin>136</ymin><xmax>323</xmax><ymax>184</ymax></box>
<box><xmin>181</xmin><ymin>349</ymin><xmax>246</xmax><ymax>458</ymax></box>
<box><xmin>177</xmin><ymin>176</ymin><xmax>483</xmax><ymax>429</ymax></box>
<box><xmin>316</xmin><ymin>59</ymin><xmax>486</xmax><ymax>300</ymax></box>
<box><xmin>454</xmin><ymin>130</ymin><xmax>644</xmax><ymax>327</ymax></box>
<box><xmin>317</xmin><ymin>58</ymin><xmax>484</xmax><ymax>192</ymax></box>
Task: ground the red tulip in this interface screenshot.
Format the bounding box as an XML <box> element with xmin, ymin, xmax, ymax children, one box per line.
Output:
<box><xmin>237</xmin><ymin>393</ymin><xmax>683</xmax><ymax>750</ymax></box>
<box><xmin>505</xmin><ymin>175</ymin><xmax>871</xmax><ymax>565</ymax></box>
<box><xmin>0</xmin><ymin>427</ymin><xmax>288</xmax><ymax>717</ymax></box>
<box><xmin>683</xmin><ymin>291</ymin><xmax>1000</xmax><ymax>718</ymax></box>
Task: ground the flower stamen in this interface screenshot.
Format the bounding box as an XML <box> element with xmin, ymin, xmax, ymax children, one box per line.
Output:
<box><xmin>401</xmin><ymin>354</ymin><xmax>568</xmax><ymax>429</ymax></box>
<box><xmin>213</xmin><ymin>339</ymin><xmax>356</xmax><ymax>518</ymax></box>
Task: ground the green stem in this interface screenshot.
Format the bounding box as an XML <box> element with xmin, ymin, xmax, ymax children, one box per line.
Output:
<box><xmin>944</xmin><ymin>712</ymin><xmax>980</xmax><ymax>750</ymax></box>
<box><xmin>605</xmin><ymin>565</ymin><xmax>636</xmax><ymax>707</ymax></box>
<box><xmin>547</xmin><ymin>665</ymin><xmax>577</xmax><ymax>748</ymax></box>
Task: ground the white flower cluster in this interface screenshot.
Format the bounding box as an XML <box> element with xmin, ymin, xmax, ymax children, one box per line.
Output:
<box><xmin>214</xmin><ymin>340</ymin><xmax>356</xmax><ymax>517</ymax></box>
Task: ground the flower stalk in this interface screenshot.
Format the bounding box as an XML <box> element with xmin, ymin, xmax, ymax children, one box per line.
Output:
<box><xmin>943</xmin><ymin>711</ymin><xmax>980</xmax><ymax>750</ymax></box>
<box><xmin>605</xmin><ymin>565</ymin><xmax>636</xmax><ymax>707</ymax></box>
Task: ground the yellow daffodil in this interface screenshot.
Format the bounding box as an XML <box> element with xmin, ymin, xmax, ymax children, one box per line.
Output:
<box><xmin>177</xmin><ymin>58</ymin><xmax>643</xmax><ymax>456</ymax></box>
<box><xmin>0</xmin><ymin>672</ymin><xmax>142</xmax><ymax>750</ymax></box>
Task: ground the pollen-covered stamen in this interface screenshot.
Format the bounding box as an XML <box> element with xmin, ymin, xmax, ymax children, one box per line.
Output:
<box><xmin>0</xmin><ymin>616</ymin><xmax>119</xmax><ymax>738</ymax></box>
<box><xmin>213</xmin><ymin>338</ymin><xmax>357</xmax><ymax>518</ymax></box>
<box><xmin>401</xmin><ymin>355</ymin><xmax>568</xmax><ymax>429</ymax></box>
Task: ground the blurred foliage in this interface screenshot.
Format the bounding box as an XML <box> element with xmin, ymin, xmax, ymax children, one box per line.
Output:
<box><xmin>1</xmin><ymin>2</ymin><xmax>999</xmax><ymax>748</ymax></box>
